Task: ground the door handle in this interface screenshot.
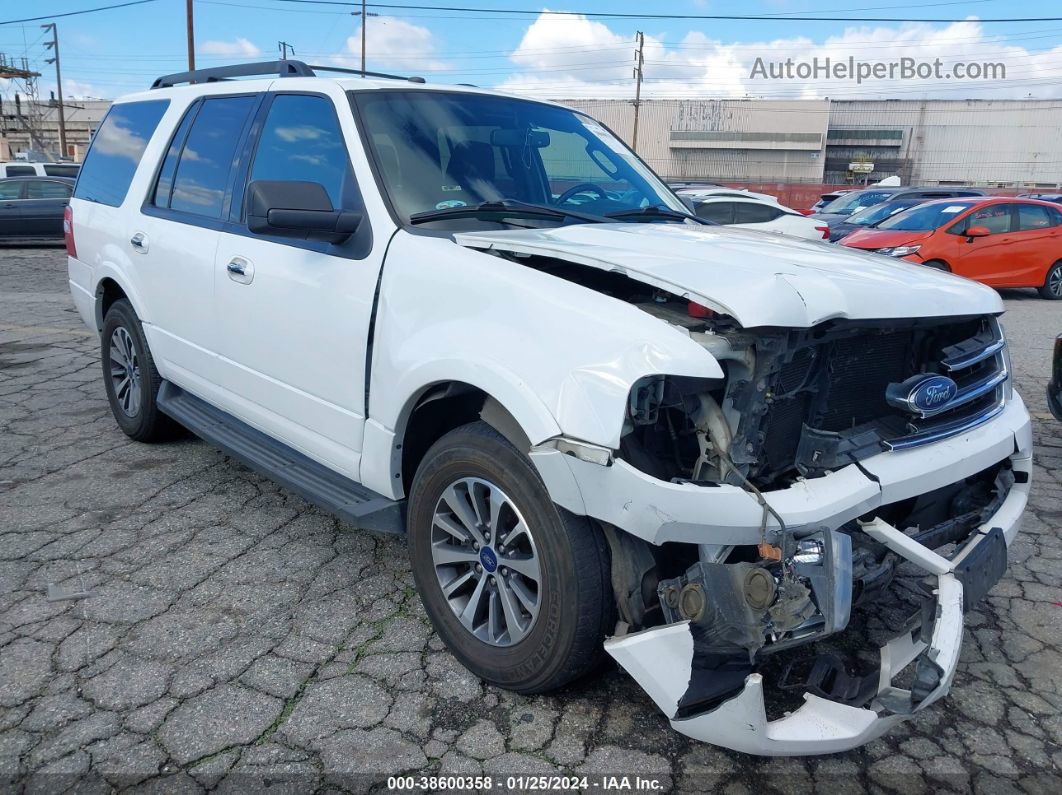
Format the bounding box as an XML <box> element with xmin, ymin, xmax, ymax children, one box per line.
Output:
<box><xmin>226</xmin><ymin>257</ymin><xmax>254</xmax><ymax>284</ymax></box>
<box><xmin>130</xmin><ymin>232</ymin><xmax>148</xmax><ymax>253</ymax></box>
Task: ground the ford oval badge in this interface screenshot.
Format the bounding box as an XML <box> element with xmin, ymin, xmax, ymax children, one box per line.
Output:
<box><xmin>887</xmin><ymin>373</ymin><xmax>959</xmax><ymax>417</ymax></box>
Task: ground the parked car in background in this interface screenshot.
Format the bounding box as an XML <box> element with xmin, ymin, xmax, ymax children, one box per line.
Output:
<box><xmin>1019</xmin><ymin>193</ymin><xmax>1062</xmax><ymax>205</ymax></box>
<box><xmin>0</xmin><ymin>176</ymin><xmax>75</xmax><ymax>243</ymax></box>
<box><xmin>0</xmin><ymin>161</ymin><xmax>80</xmax><ymax>179</ymax></box>
<box><xmin>813</xmin><ymin>186</ymin><xmax>986</xmax><ymax>233</ymax></box>
<box><xmin>809</xmin><ymin>189</ymin><xmax>851</xmax><ymax>214</ymax></box>
<box><xmin>1048</xmin><ymin>334</ymin><xmax>1062</xmax><ymax>420</ymax></box>
<box><xmin>841</xmin><ymin>197</ymin><xmax>1062</xmax><ymax>298</ymax></box>
<box><xmin>684</xmin><ymin>189</ymin><xmax>829</xmax><ymax>240</ymax></box>
<box><xmin>668</xmin><ymin>181</ymin><xmax>723</xmax><ymax>192</ymax></box>
<box><xmin>827</xmin><ymin>198</ymin><xmax>923</xmax><ymax>242</ymax></box>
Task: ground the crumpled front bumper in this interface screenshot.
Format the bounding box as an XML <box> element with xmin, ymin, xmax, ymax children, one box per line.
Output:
<box><xmin>603</xmin><ymin>462</ymin><xmax>1026</xmax><ymax>756</ymax></box>
<box><xmin>531</xmin><ymin>389</ymin><xmax>1031</xmax><ymax>755</ymax></box>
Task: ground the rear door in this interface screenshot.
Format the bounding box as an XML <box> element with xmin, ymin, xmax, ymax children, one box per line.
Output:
<box><xmin>21</xmin><ymin>178</ymin><xmax>72</xmax><ymax>237</ymax></box>
<box><xmin>212</xmin><ymin>89</ymin><xmax>383</xmax><ymax>477</ymax></box>
<box><xmin>136</xmin><ymin>94</ymin><xmax>260</xmax><ymax>391</ymax></box>
<box><xmin>1003</xmin><ymin>203</ymin><xmax>1059</xmax><ymax>286</ymax></box>
<box><xmin>0</xmin><ymin>180</ymin><xmax>24</xmax><ymax>235</ymax></box>
<box><xmin>947</xmin><ymin>202</ymin><xmax>1017</xmax><ymax>284</ymax></box>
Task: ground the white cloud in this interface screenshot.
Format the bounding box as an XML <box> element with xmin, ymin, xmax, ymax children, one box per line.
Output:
<box><xmin>334</xmin><ymin>16</ymin><xmax>447</xmax><ymax>72</ymax></box>
<box><xmin>496</xmin><ymin>13</ymin><xmax>1062</xmax><ymax>100</ymax></box>
<box><xmin>200</xmin><ymin>37</ymin><xmax>262</xmax><ymax>57</ymax></box>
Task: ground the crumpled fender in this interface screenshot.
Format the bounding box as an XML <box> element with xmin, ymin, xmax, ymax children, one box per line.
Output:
<box><xmin>370</xmin><ymin>232</ymin><xmax>723</xmax><ymax>450</ymax></box>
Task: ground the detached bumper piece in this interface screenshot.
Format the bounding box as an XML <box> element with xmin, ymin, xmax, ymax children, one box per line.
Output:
<box><xmin>605</xmin><ymin>517</ymin><xmax>1007</xmax><ymax>756</ymax></box>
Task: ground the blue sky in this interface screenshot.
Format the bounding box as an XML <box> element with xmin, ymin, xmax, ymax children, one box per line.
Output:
<box><xmin>2</xmin><ymin>1</ymin><xmax>1061</xmax><ymax>100</ymax></box>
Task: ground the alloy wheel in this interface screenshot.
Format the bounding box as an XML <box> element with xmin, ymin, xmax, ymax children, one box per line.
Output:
<box><xmin>108</xmin><ymin>326</ymin><xmax>142</xmax><ymax>417</ymax></box>
<box><xmin>430</xmin><ymin>477</ymin><xmax>541</xmax><ymax>646</ymax></box>
<box><xmin>1050</xmin><ymin>265</ymin><xmax>1062</xmax><ymax>297</ymax></box>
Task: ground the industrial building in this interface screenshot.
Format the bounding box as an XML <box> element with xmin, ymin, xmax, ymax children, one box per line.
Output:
<box><xmin>560</xmin><ymin>98</ymin><xmax>1062</xmax><ymax>189</ymax></box>
<box><xmin>3</xmin><ymin>94</ymin><xmax>1060</xmax><ymax>191</ymax></box>
<box><xmin>0</xmin><ymin>98</ymin><xmax>109</xmax><ymax>162</ymax></box>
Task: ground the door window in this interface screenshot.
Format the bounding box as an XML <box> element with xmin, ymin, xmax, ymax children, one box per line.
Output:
<box><xmin>960</xmin><ymin>204</ymin><xmax>1012</xmax><ymax>235</ymax></box>
<box><xmin>25</xmin><ymin>180</ymin><xmax>72</xmax><ymax>199</ymax></box>
<box><xmin>248</xmin><ymin>94</ymin><xmax>356</xmax><ymax>211</ymax></box>
<box><xmin>732</xmin><ymin>203</ymin><xmax>785</xmax><ymax>224</ymax></box>
<box><xmin>1016</xmin><ymin>204</ymin><xmax>1053</xmax><ymax>231</ymax></box>
<box><xmin>0</xmin><ymin>181</ymin><xmax>23</xmax><ymax>200</ymax></box>
<box><xmin>169</xmin><ymin>96</ymin><xmax>256</xmax><ymax>218</ymax></box>
<box><xmin>695</xmin><ymin>202</ymin><xmax>735</xmax><ymax>224</ymax></box>
<box><xmin>74</xmin><ymin>99</ymin><xmax>169</xmax><ymax>207</ymax></box>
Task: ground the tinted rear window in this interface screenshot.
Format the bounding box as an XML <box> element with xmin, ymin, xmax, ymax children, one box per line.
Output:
<box><xmin>74</xmin><ymin>100</ymin><xmax>169</xmax><ymax>207</ymax></box>
<box><xmin>6</xmin><ymin>166</ymin><xmax>35</xmax><ymax>177</ymax></box>
<box><xmin>44</xmin><ymin>164</ymin><xmax>80</xmax><ymax>178</ymax></box>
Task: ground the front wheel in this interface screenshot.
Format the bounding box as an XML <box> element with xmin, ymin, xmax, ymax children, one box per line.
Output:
<box><xmin>407</xmin><ymin>421</ymin><xmax>613</xmax><ymax>693</ymax></box>
<box><xmin>1039</xmin><ymin>261</ymin><xmax>1062</xmax><ymax>300</ymax></box>
<box><xmin>923</xmin><ymin>259</ymin><xmax>950</xmax><ymax>272</ymax></box>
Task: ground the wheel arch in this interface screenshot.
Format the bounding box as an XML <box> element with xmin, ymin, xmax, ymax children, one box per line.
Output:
<box><xmin>93</xmin><ymin>271</ymin><xmax>148</xmax><ymax>332</ymax></box>
<box><xmin>395</xmin><ymin>379</ymin><xmax>547</xmax><ymax>499</ymax></box>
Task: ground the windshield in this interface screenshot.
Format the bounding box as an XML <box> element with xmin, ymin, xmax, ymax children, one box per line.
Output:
<box><xmin>875</xmin><ymin>201</ymin><xmax>977</xmax><ymax>231</ymax></box>
<box><xmin>353</xmin><ymin>91</ymin><xmax>686</xmax><ymax>227</ymax></box>
<box><xmin>820</xmin><ymin>190</ymin><xmax>895</xmax><ymax>216</ymax></box>
<box><xmin>846</xmin><ymin>201</ymin><xmax>918</xmax><ymax>226</ymax></box>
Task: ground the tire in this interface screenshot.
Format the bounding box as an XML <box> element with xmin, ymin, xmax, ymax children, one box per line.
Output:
<box><xmin>407</xmin><ymin>421</ymin><xmax>613</xmax><ymax>694</ymax></box>
<box><xmin>923</xmin><ymin>259</ymin><xmax>950</xmax><ymax>272</ymax></box>
<box><xmin>100</xmin><ymin>299</ymin><xmax>179</xmax><ymax>442</ymax></box>
<box><xmin>1039</xmin><ymin>261</ymin><xmax>1062</xmax><ymax>300</ymax></box>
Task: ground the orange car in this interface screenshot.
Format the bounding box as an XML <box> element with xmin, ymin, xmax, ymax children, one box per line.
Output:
<box><xmin>840</xmin><ymin>197</ymin><xmax>1062</xmax><ymax>299</ymax></box>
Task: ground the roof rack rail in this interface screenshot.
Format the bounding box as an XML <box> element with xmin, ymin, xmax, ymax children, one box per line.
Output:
<box><xmin>305</xmin><ymin>64</ymin><xmax>426</xmax><ymax>84</ymax></box>
<box><xmin>150</xmin><ymin>59</ymin><xmax>425</xmax><ymax>89</ymax></box>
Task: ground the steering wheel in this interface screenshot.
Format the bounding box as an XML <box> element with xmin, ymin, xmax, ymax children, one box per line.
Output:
<box><xmin>555</xmin><ymin>182</ymin><xmax>607</xmax><ymax>206</ymax></box>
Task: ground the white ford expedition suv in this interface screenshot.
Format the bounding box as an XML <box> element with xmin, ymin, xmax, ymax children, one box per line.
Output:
<box><xmin>66</xmin><ymin>61</ymin><xmax>1032</xmax><ymax>756</ymax></box>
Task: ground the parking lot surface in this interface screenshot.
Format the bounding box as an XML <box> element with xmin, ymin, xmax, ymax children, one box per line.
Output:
<box><xmin>1</xmin><ymin>247</ymin><xmax>1061</xmax><ymax>792</ymax></box>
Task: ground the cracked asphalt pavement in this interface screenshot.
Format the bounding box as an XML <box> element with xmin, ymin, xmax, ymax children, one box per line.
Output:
<box><xmin>1</xmin><ymin>247</ymin><xmax>1061</xmax><ymax>792</ymax></box>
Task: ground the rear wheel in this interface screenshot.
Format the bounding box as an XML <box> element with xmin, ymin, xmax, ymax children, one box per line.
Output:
<box><xmin>407</xmin><ymin>421</ymin><xmax>613</xmax><ymax>693</ymax></box>
<box><xmin>100</xmin><ymin>299</ymin><xmax>179</xmax><ymax>442</ymax></box>
<box><xmin>1039</xmin><ymin>261</ymin><xmax>1062</xmax><ymax>300</ymax></box>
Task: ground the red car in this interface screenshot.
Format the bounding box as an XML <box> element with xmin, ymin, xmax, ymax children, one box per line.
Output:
<box><xmin>841</xmin><ymin>197</ymin><xmax>1062</xmax><ymax>299</ymax></box>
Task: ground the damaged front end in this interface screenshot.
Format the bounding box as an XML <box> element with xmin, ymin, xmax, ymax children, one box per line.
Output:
<box><xmin>591</xmin><ymin>308</ymin><xmax>1028</xmax><ymax>755</ymax></box>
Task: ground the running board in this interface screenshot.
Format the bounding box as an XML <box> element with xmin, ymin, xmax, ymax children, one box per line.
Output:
<box><xmin>158</xmin><ymin>382</ymin><xmax>404</xmax><ymax>535</ymax></box>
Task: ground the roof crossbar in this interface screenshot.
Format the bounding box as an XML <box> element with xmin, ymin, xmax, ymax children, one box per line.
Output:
<box><xmin>150</xmin><ymin>60</ymin><xmax>425</xmax><ymax>89</ymax></box>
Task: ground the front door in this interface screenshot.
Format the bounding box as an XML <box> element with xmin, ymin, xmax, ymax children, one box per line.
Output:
<box><xmin>949</xmin><ymin>203</ymin><xmax>1016</xmax><ymax>284</ymax></box>
<box><xmin>212</xmin><ymin>91</ymin><xmax>384</xmax><ymax>478</ymax></box>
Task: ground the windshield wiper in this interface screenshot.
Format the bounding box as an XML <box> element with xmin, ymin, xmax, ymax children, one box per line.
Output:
<box><xmin>604</xmin><ymin>205</ymin><xmax>712</xmax><ymax>225</ymax></box>
<box><xmin>409</xmin><ymin>199</ymin><xmax>608</xmax><ymax>226</ymax></box>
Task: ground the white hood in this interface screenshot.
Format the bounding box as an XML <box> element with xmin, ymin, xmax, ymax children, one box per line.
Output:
<box><xmin>455</xmin><ymin>223</ymin><xmax>1003</xmax><ymax>328</ymax></box>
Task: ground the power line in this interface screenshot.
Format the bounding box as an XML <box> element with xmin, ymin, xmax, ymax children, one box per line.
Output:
<box><xmin>0</xmin><ymin>0</ymin><xmax>160</xmax><ymax>27</ymax></box>
<box><xmin>262</xmin><ymin>1</ymin><xmax>1062</xmax><ymax>24</ymax></box>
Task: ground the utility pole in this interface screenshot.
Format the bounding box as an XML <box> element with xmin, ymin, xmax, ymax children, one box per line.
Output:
<box><xmin>278</xmin><ymin>41</ymin><xmax>294</xmax><ymax>60</ymax></box>
<box><xmin>631</xmin><ymin>31</ymin><xmax>644</xmax><ymax>154</ymax></box>
<box><xmin>42</xmin><ymin>23</ymin><xmax>67</xmax><ymax>159</ymax></box>
<box><xmin>361</xmin><ymin>0</ymin><xmax>367</xmax><ymax>76</ymax></box>
<box><xmin>185</xmin><ymin>0</ymin><xmax>195</xmax><ymax>70</ymax></box>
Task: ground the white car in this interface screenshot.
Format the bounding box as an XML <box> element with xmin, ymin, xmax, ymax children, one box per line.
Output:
<box><xmin>0</xmin><ymin>160</ymin><xmax>80</xmax><ymax>178</ymax></box>
<box><xmin>678</xmin><ymin>188</ymin><xmax>828</xmax><ymax>241</ymax></box>
<box><xmin>67</xmin><ymin>61</ymin><xmax>1030</xmax><ymax>757</ymax></box>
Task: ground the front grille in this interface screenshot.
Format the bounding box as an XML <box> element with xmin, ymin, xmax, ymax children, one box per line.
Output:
<box><xmin>755</xmin><ymin>315</ymin><xmax>1008</xmax><ymax>483</ymax></box>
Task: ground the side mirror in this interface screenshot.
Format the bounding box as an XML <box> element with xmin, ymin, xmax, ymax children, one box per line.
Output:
<box><xmin>246</xmin><ymin>180</ymin><xmax>361</xmax><ymax>244</ymax></box>
<box><xmin>965</xmin><ymin>225</ymin><xmax>991</xmax><ymax>239</ymax></box>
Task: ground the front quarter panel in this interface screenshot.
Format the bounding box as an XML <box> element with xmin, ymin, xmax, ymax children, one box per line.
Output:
<box><xmin>370</xmin><ymin>231</ymin><xmax>724</xmax><ymax>452</ymax></box>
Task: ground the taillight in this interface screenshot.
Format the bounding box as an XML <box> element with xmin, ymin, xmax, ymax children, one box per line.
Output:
<box><xmin>63</xmin><ymin>205</ymin><xmax>77</xmax><ymax>258</ymax></box>
<box><xmin>797</xmin><ymin>209</ymin><xmax>814</xmax><ymax>216</ymax></box>
<box><xmin>816</xmin><ymin>225</ymin><xmax>830</xmax><ymax>240</ymax></box>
